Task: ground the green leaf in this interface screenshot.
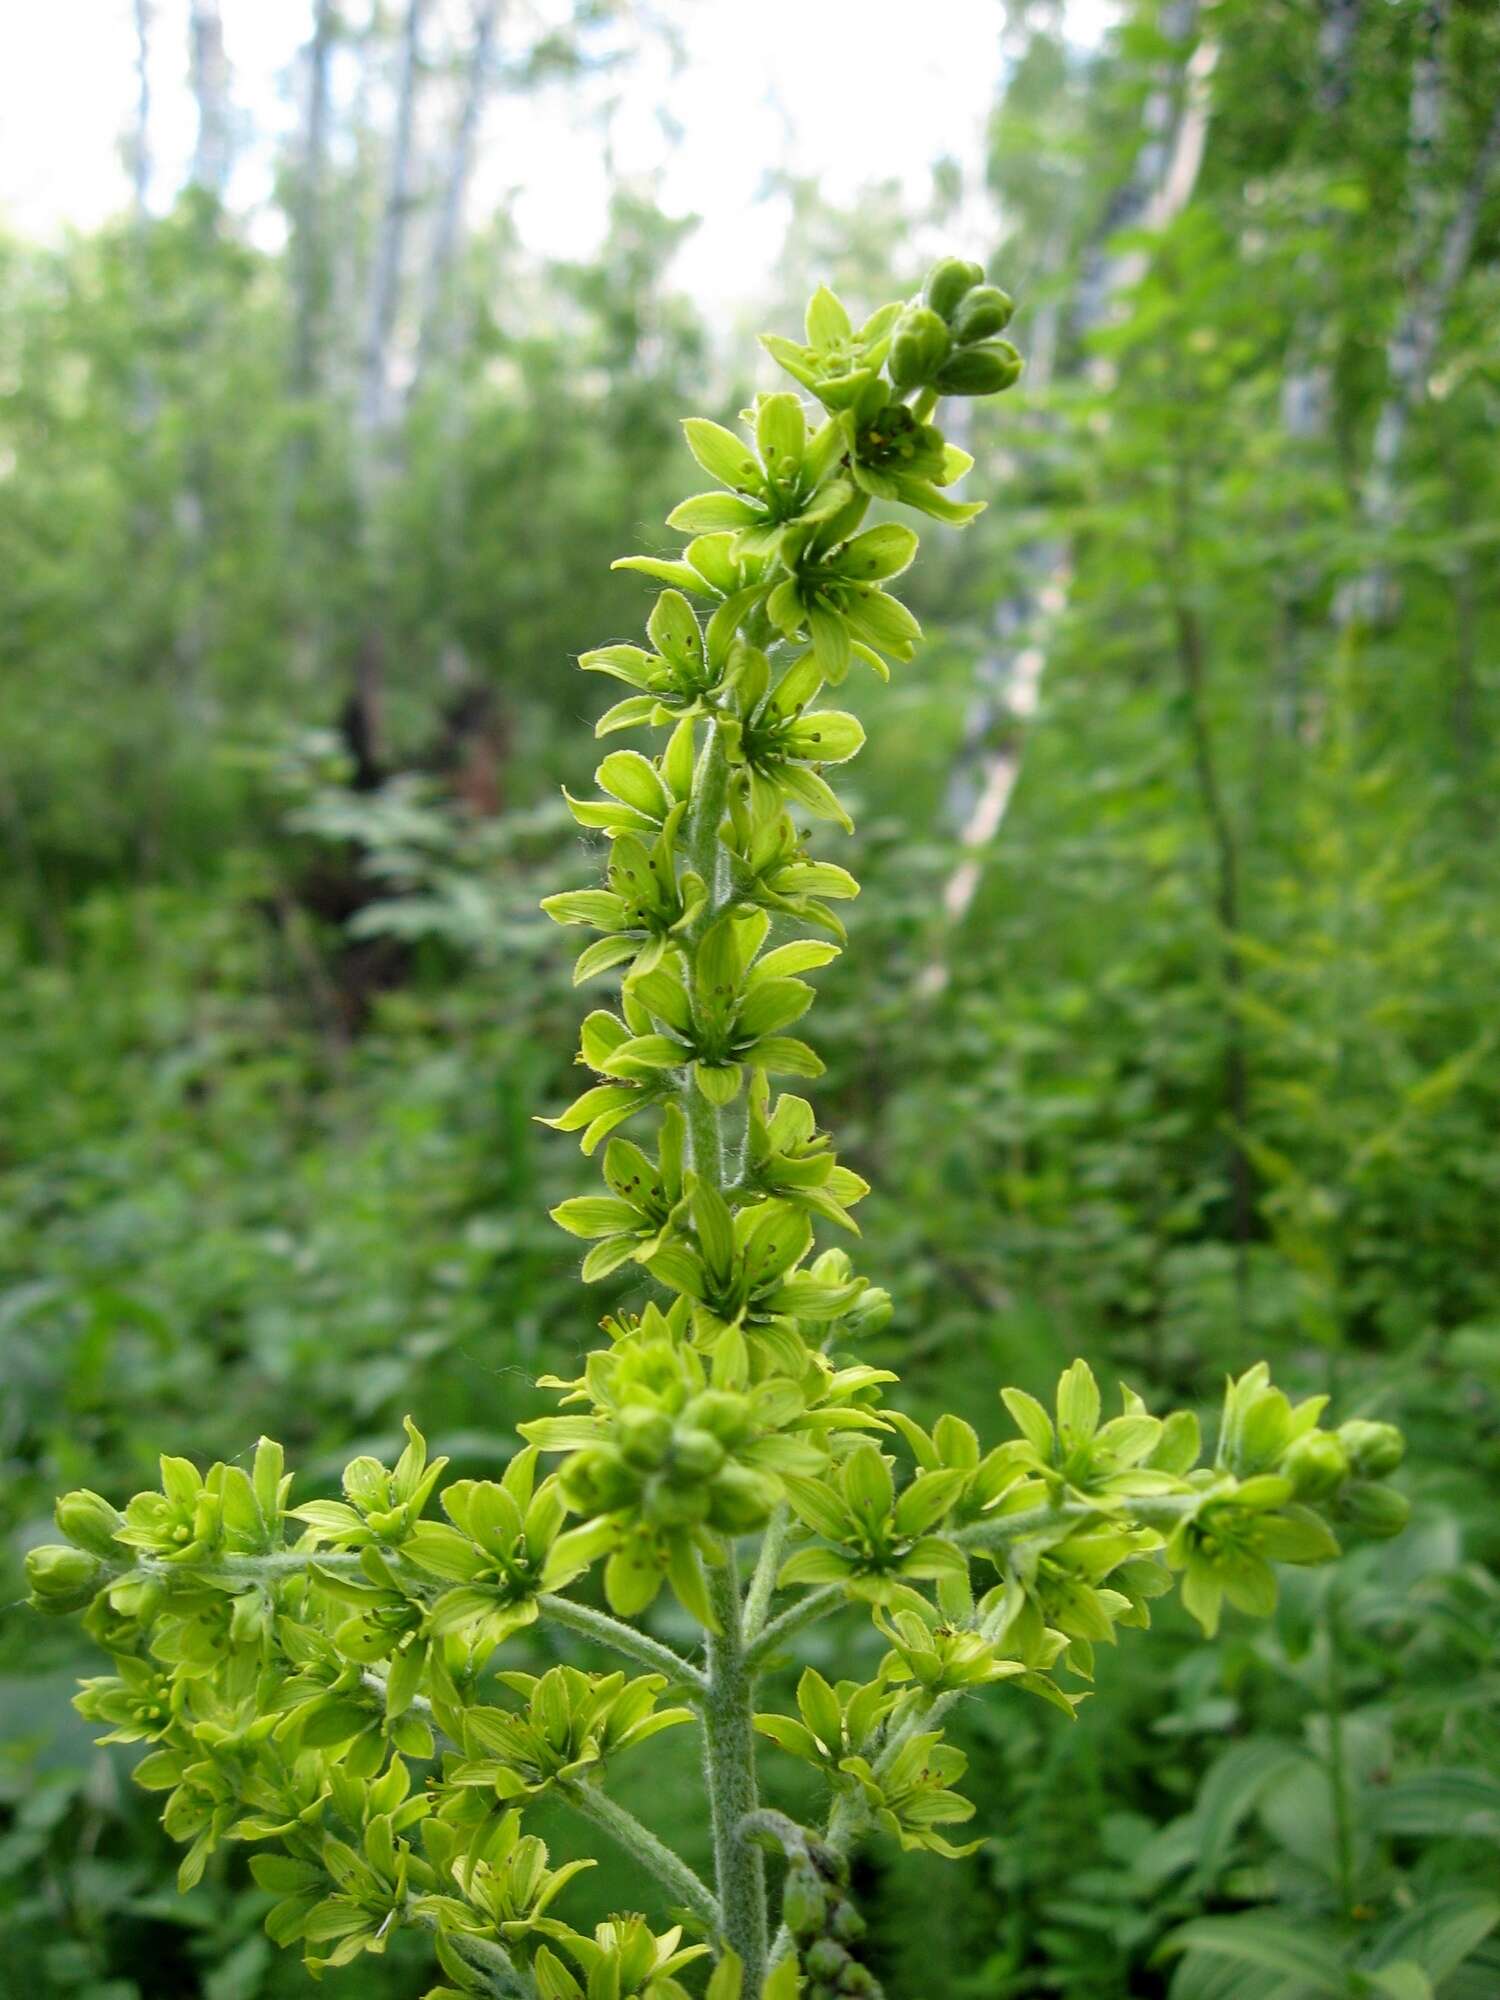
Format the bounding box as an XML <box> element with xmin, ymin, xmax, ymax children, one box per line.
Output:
<box><xmin>754</xmin><ymin>1712</ymin><xmax>824</xmax><ymax>1761</ymax></box>
<box><xmin>1369</xmin><ymin>1967</ymin><xmax>1433</xmax><ymax>2000</ymax></box>
<box><xmin>550</xmin><ymin>1197</ymin><xmax>640</xmax><ymax>1239</ymax></box>
<box><xmin>682</xmin><ymin>417</ymin><xmax>763</xmax><ymax>492</ymax></box>
<box><xmin>806</xmin><ymin>285</ymin><xmax>851</xmax><ymax>346</ymax></box>
<box><xmin>667</xmin><ymin>492</ymin><xmax>762</xmax><ymax>533</ymax></box>
<box><xmin>647</xmin><ymin>589</ymin><xmax>705</xmax><ymax>667</ymax></box>
<box><xmin>829</xmin><ymin>524</ymin><xmax>918</xmax><ymax>581</ymax></box>
<box><xmin>597</xmin><ymin>750</ymin><xmax>669</xmax><ymax>820</ymax></box>
<box><xmin>1162</xmin><ymin>1915</ymin><xmax>1351</xmax><ymax>1993</ymax></box>
<box><xmin>784</xmin><ymin>711</ymin><xmax>865</xmax><ymax>764</ymax></box>
<box><xmin>756</xmin><ymin>393</ymin><xmax>806</xmax><ymax>478</ymax></box>
<box><xmin>1370</xmin><ymin>1893</ymin><xmax>1500</xmax><ymax>1984</ymax></box>
<box><xmin>705</xmin><ymin>1951</ymin><xmax>745</xmax><ymax>2000</ymax></box>
<box><xmin>782</xmin><ymin>1474</ymin><xmax>856</xmax><ymax>1542</ymax></box>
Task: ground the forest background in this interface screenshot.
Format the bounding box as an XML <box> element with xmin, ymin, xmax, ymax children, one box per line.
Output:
<box><xmin>3</xmin><ymin>1</ymin><xmax>1499</xmax><ymax>1995</ymax></box>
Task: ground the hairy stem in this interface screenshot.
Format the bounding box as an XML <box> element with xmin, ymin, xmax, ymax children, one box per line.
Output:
<box><xmin>742</xmin><ymin>1503</ymin><xmax>792</xmax><ymax>1642</ymax></box>
<box><xmin>745</xmin><ymin>1580</ymin><xmax>845</xmax><ymax>1667</ymax></box>
<box><xmin>1325</xmin><ymin>1582</ymin><xmax>1357</xmax><ymax>1924</ymax></box>
<box><xmin>537</xmin><ymin>1593</ymin><xmax>707</xmax><ymax>1691</ymax></box>
<box><xmin>561</xmin><ymin>1781</ymin><xmax>721</xmax><ymax>1927</ymax></box>
<box><xmin>703</xmin><ymin>1548</ymin><xmax>769</xmax><ymax>1984</ymax></box>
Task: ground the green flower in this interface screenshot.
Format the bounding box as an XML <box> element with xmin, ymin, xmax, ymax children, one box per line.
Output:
<box><xmin>666</xmin><ymin>391</ymin><xmax>853</xmax><ymax>566</ymax></box>
<box><xmin>289</xmin><ymin>1418</ymin><xmax>448</xmax><ymax>1553</ymax></box>
<box><xmin>439</xmin><ymin>1666</ymin><xmax>693</xmax><ymax>1804</ymax></box>
<box><xmin>550</xmin><ymin>1112</ymin><xmax>687</xmax><ymax>1277</ymax></box>
<box><xmin>754</xmin><ymin>1666</ymin><xmax>892</xmax><ymax>1777</ymax></box>
<box><xmin>765</xmin><ymin>521</ymin><xmax>922</xmax><ymax>682</ymax></box>
<box><xmin>724</xmin><ymin>798</ymin><xmax>860</xmax><ymax>939</ymax></box>
<box><xmin>778</xmin><ymin>1441</ymin><xmax>968</xmax><ymax>1602</ymax></box>
<box><xmin>999</xmin><ymin>1361</ymin><xmax>1187</xmax><ymax>1506</ymax></box>
<box><xmin>74</xmin><ymin>1654</ymin><xmax>181</xmax><ymax>1744</ymax></box>
<box><xmin>612</xmin><ymin>911</ymin><xmax>831</xmax><ymax>1106</ymax></box>
<box><xmin>542</xmin><ymin>797</ymin><xmax>706</xmax><ymax>983</ymax></box>
<box><xmin>533</xmin><ymin>1918</ymin><xmax>709</xmax><ymax>2000</ymax></box>
<box><xmin>718</xmin><ymin>646</ymin><xmax>867</xmax><ymax>830</ymax></box>
<box><xmin>1166</xmin><ymin>1482</ymin><xmax>1341</xmax><ymax>1636</ymax></box>
<box><xmin>401</xmin><ymin>1448</ymin><xmax>570</xmax><ymax>1652</ymax></box>
<box><xmin>760</xmin><ymin>286</ymin><xmax>903</xmax><ymax>412</ymax></box>
<box><xmin>642</xmin><ymin>1186</ymin><xmax>868</xmax><ymax>1380</ymax></box>
<box><xmin>422</xmin><ymin>1807</ymin><xmax>593</xmax><ymax>1956</ymax></box>
<box><xmin>838</xmin><ymin>1729</ymin><xmax>981</xmax><ymax>1860</ymax></box>
<box><xmin>874</xmin><ymin>1597</ymin><xmax>1026</xmax><ymax>1698</ymax></box>
<box><xmin>272</xmin><ymin>1618</ymin><xmax>434</xmax><ymax>1775</ymax></box>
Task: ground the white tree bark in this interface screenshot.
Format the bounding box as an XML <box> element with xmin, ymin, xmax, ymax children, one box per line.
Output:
<box><xmin>188</xmin><ymin>0</ymin><xmax>234</xmax><ymax>198</ymax></box>
<box><xmin>129</xmin><ymin>0</ymin><xmax>152</xmax><ymax>220</ymax></box>
<box><xmin>412</xmin><ymin>0</ymin><xmax>502</xmax><ymax>394</ymax></box>
<box><xmin>361</xmin><ymin>0</ymin><xmax>429</xmax><ymax>445</ymax></box>
<box><xmin>292</xmin><ymin>0</ymin><xmax>337</xmax><ymax>397</ymax></box>
<box><xmin>1338</xmin><ymin>9</ymin><xmax>1500</xmax><ymax>627</ymax></box>
<box><xmin>922</xmin><ymin>7</ymin><xmax>1218</xmax><ymax>988</ymax></box>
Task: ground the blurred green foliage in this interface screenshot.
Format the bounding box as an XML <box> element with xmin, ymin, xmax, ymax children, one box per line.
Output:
<box><xmin>3</xmin><ymin>0</ymin><xmax>1499</xmax><ymax>1994</ymax></box>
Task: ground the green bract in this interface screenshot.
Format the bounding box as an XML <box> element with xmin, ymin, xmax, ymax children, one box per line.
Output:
<box><xmin>29</xmin><ymin>265</ymin><xmax>1408</xmax><ymax>2000</ymax></box>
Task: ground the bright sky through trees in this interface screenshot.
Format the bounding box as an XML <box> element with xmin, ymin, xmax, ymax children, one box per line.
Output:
<box><xmin>0</xmin><ymin>0</ymin><xmax>1114</xmax><ymax>309</ymax></box>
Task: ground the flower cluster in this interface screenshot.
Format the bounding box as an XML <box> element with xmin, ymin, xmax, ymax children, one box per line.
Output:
<box><xmin>28</xmin><ymin>266</ymin><xmax>1408</xmax><ymax>2000</ymax></box>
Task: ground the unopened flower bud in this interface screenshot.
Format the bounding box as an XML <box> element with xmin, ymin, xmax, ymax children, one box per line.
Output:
<box><xmin>1340</xmin><ymin>1481</ymin><xmax>1411</xmax><ymax>1539</ymax></box>
<box><xmin>1336</xmin><ymin>1419</ymin><xmax>1404</xmax><ymax>1478</ymax></box>
<box><xmin>669</xmin><ymin>1426</ymin><xmax>725</xmax><ymax>1481</ymax></box>
<box><xmin>26</xmin><ymin>1543</ymin><xmax>103</xmax><ymax>1612</ymax></box>
<box><xmin>843</xmin><ymin>1287</ymin><xmax>892</xmax><ymax>1338</ymax></box>
<box><xmin>643</xmin><ymin>1477</ymin><xmax>710</xmax><ymax>1528</ymax></box>
<box><xmin>924</xmin><ymin>256</ymin><xmax>984</xmax><ymax>322</ymax></box>
<box><xmin>951</xmin><ymin>284</ymin><xmax>1014</xmax><ymax>341</ymax></box>
<box><xmin>782</xmin><ymin>1868</ymin><xmax>829</xmax><ymax>1938</ymax></box>
<box><xmin>934</xmin><ymin>341</ymin><xmax>1024</xmax><ymax>396</ymax></box>
<box><xmin>707</xmin><ymin>1463</ymin><xmax>774</xmax><ymax>1534</ymax></box>
<box><xmin>1281</xmin><ymin>1431</ymin><xmax>1348</xmax><ymax>1501</ymax></box>
<box><xmin>806</xmin><ymin>1939</ymin><xmax>849</xmax><ymax>1980</ymax></box>
<box><xmin>618</xmin><ymin>1406</ymin><xmax>674</xmax><ymax>1470</ymax></box>
<box><xmin>682</xmin><ymin>1390</ymin><xmax>749</xmax><ymax>1444</ymax></box>
<box><xmin>55</xmin><ymin>1488</ymin><xmax>125</xmax><ymax>1558</ymax></box>
<box><xmin>889</xmin><ymin>307</ymin><xmax>952</xmax><ymax>390</ymax></box>
<box><xmin>829</xmin><ymin>1900</ymin><xmax>867</xmax><ymax>1942</ymax></box>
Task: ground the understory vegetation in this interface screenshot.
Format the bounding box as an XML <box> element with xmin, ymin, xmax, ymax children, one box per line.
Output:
<box><xmin>3</xmin><ymin>2</ymin><xmax>1499</xmax><ymax>1997</ymax></box>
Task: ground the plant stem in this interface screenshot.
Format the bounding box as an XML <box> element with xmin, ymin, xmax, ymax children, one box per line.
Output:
<box><xmin>702</xmin><ymin>1548</ymin><xmax>769</xmax><ymax>1985</ymax></box>
<box><xmin>686</xmin><ymin>721</ymin><xmax>732</xmax><ymax>923</ymax></box>
<box><xmin>538</xmin><ymin>1593</ymin><xmax>707</xmax><ymax>1691</ymax></box>
<box><xmin>742</xmin><ymin>1502</ymin><xmax>792</xmax><ymax>1641</ymax></box>
<box><xmin>745</xmin><ymin>1580</ymin><xmax>845</xmax><ymax>1667</ymax></box>
<box><xmin>561</xmin><ymin>1781</ymin><xmax>721</xmax><ymax>1927</ymax></box>
<box><xmin>1325</xmin><ymin>1581</ymin><xmax>1356</xmax><ymax>1924</ymax></box>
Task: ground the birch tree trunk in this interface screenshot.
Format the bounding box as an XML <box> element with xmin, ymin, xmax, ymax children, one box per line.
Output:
<box><xmin>292</xmin><ymin>0</ymin><xmax>337</xmax><ymax>400</ymax></box>
<box><xmin>361</xmin><ymin>0</ymin><xmax>429</xmax><ymax>447</ymax></box>
<box><xmin>129</xmin><ymin>0</ymin><xmax>152</xmax><ymax>222</ymax></box>
<box><xmin>412</xmin><ymin>0</ymin><xmax>502</xmax><ymax>395</ymax></box>
<box><xmin>1272</xmin><ymin>0</ymin><xmax>1367</xmax><ymax>741</ymax></box>
<box><xmin>922</xmin><ymin>5</ymin><xmax>1218</xmax><ymax>987</ymax></box>
<box><xmin>1337</xmin><ymin>4</ymin><xmax>1500</xmax><ymax>628</ymax></box>
<box><xmin>188</xmin><ymin>0</ymin><xmax>234</xmax><ymax>199</ymax></box>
